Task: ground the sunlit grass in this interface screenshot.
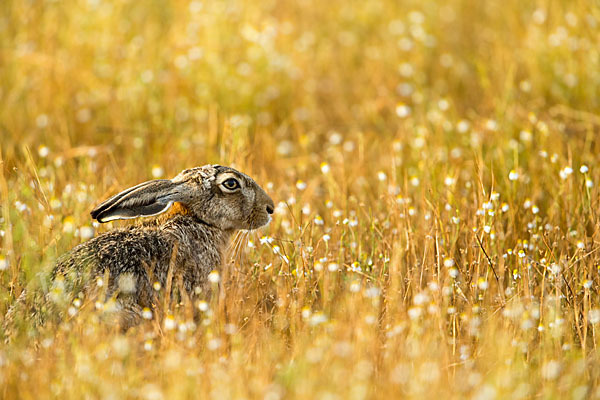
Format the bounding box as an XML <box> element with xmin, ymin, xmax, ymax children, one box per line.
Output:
<box><xmin>1</xmin><ymin>0</ymin><xmax>600</xmax><ymax>398</ymax></box>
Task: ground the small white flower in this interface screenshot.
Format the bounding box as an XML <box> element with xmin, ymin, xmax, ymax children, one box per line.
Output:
<box><xmin>142</xmin><ymin>308</ymin><xmax>153</xmax><ymax>320</ymax></box>
<box><xmin>197</xmin><ymin>301</ymin><xmax>209</xmax><ymax>312</ymax></box>
<box><xmin>580</xmin><ymin>165</ymin><xmax>589</xmax><ymax>173</ymax></box>
<box><xmin>151</xmin><ymin>165</ymin><xmax>164</xmax><ymax>178</ymax></box>
<box><xmin>485</xmin><ymin>119</ymin><xmax>498</xmax><ymax>131</ymax></box>
<box><xmin>532</xmin><ymin>8</ymin><xmax>546</xmax><ymax>24</ymax></box>
<box><xmin>0</xmin><ymin>256</ymin><xmax>8</xmax><ymax>271</ymax></box>
<box><xmin>38</xmin><ymin>145</ymin><xmax>50</xmax><ymax>158</ymax></box>
<box><xmin>117</xmin><ymin>273</ymin><xmax>136</xmax><ymax>294</ymax></box>
<box><xmin>49</xmin><ymin>198</ymin><xmax>61</xmax><ymax>210</ymax></box>
<box><xmin>443</xmin><ymin>258</ymin><xmax>455</xmax><ymax>268</ymax></box>
<box><xmin>208</xmin><ymin>270</ymin><xmax>220</xmax><ymax>283</ymax></box>
<box><xmin>520</xmin><ymin>130</ymin><xmax>532</xmax><ymax>142</ymax></box>
<box><xmin>79</xmin><ymin>226</ymin><xmax>95</xmax><ymax>240</ymax></box>
<box><xmin>560</xmin><ymin>166</ymin><xmax>574</xmax><ymax>180</ymax></box>
<box><xmin>164</xmin><ymin>316</ymin><xmax>176</xmax><ymax>330</ymax></box>
<box><xmin>310</xmin><ymin>312</ymin><xmax>328</xmax><ymax>326</ymax></box>
<box><xmin>508</xmin><ymin>170</ymin><xmax>519</xmax><ymax>181</ymax></box>
<box><xmin>408</xmin><ymin>307</ymin><xmax>422</xmax><ymax>320</ymax></box>
<box><xmin>207</xmin><ymin>338</ymin><xmax>222</xmax><ymax>350</ymax></box>
<box><xmin>296</xmin><ymin>180</ymin><xmax>307</xmax><ymax>190</ymax></box>
<box><xmin>395</xmin><ymin>104</ymin><xmax>411</xmax><ymax>118</ymax></box>
<box><xmin>413</xmin><ymin>292</ymin><xmax>429</xmax><ymax>305</ymax></box>
<box><xmin>456</xmin><ymin>120</ymin><xmax>470</xmax><ymax>133</ymax></box>
<box><xmin>301</xmin><ymin>307</ymin><xmax>311</xmax><ymax>319</ymax></box>
<box><xmin>478</xmin><ymin>279</ymin><xmax>489</xmax><ymax>290</ymax></box>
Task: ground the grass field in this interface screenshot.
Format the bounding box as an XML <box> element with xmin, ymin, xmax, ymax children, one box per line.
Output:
<box><xmin>1</xmin><ymin>0</ymin><xmax>600</xmax><ymax>398</ymax></box>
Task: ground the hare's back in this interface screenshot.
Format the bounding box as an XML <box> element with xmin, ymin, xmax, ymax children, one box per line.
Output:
<box><xmin>53</xmin><ymin>228</ymin><xmax>172</xmax><ymax>297</ymax></box>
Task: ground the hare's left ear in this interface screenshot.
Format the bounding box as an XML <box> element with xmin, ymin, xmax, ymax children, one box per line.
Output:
<box><xmin>90</xmin><ymin>179</ymin><xmax>184</xmax><ymax>223</ymax></box>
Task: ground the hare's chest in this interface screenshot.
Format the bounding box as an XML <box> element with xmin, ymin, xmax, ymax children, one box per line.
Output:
<box><xmin>170</xmin><ymin>242</ymin><xmax>220</xmax><ymax>290</ymax></box>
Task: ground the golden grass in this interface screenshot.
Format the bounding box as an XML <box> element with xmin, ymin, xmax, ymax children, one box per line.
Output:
<box><xmin>1</xmin><ymin>0</ymin><xmax>600</xmax><ymax>398</ymax></box>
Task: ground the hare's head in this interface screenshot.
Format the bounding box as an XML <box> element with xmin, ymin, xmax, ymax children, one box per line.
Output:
<box><xmin>90</xmin><ymin>165</ymin><xmax>275</xmax><ymax>231</ymax></box>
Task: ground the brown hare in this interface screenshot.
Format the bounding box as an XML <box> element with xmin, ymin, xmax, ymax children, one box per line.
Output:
<box><xmin>7</xmin><ymin>165</ymin><xmax>274</xmax><ymax>332</ymax></box>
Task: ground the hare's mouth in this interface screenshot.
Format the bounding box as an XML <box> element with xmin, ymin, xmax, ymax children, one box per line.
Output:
<box><xmin>248</xmin><ymin>212</ymin><xmax>272</xmax><ymax>230</ymax></box>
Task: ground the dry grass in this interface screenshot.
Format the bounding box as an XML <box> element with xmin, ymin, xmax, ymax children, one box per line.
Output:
<box><xmin>1</xmin><ymin>0</ymin><xmax>600</xmax><ymax>398</ymax></box>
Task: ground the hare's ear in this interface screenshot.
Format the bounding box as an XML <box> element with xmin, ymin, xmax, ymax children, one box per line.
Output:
<box><xmin>91</xmin><ymin>180</ymin><xmax>183</xmax><ymax>223</ymax></box>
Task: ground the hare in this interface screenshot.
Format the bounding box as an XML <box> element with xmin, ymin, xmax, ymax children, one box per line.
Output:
<box><xmin>43</xmin><ymin>164</ymin><xmax>274</xmax><ymax>329</ymax></box>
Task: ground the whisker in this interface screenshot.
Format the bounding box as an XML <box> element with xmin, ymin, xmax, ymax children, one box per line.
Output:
<box><xmin>233</xmin><ymin>231</ymin><xmax>248</xmax><ymax>264</ymax></box>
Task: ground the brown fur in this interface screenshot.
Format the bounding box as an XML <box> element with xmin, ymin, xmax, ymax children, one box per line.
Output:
<box><xmin>4</xmin><ymin>165</ymin><xmax>274</xmax><ymax>334</ymax></box>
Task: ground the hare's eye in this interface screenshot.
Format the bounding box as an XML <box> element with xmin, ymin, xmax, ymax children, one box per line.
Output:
<box><xmin>222</xmin><ymin>178</ymin><xmax>240</xmax><ymax>191</ymax></box>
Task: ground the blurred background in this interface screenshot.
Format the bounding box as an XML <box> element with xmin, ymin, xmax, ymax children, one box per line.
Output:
<box><xmin>2</xmin><ymin>0</ymin><xmax>598</xmax><ymax>168</ymax></box>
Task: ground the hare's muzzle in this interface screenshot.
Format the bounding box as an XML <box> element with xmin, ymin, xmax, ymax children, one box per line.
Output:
<box><xmin>249</xmin><ymin>191</ymin><xmax>274</xmax><ymax>229</ymax></box>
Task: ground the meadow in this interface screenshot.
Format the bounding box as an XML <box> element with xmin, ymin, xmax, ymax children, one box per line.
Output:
<box><xmin>1</xmin><ymin>0</ymin><xmax>600</xmax><ymax>398</ymax></box>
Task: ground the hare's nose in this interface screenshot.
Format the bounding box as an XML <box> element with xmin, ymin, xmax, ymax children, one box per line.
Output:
<box><xmin>266</xmin><ymin>204</ymin><xmax>274</xmax><ymax>214</ymax></box>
